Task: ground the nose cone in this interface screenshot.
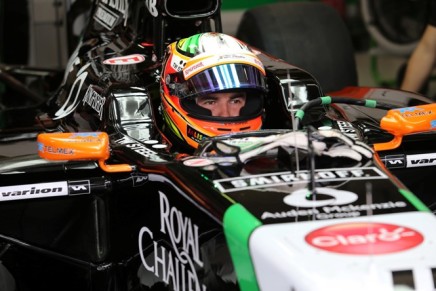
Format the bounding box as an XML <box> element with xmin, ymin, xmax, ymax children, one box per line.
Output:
<box><xmin>249</xmin><ymin>212</ymin><xmax>436</xmax><ymax>291</ymax></box>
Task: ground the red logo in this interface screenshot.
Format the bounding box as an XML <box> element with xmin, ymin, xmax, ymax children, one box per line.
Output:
<box><xmin>305</xmin><ymin>222</ymin><xmax>424</xmax><ymax>255</ymax></box>
<box><xmin>103</xmin><ymin>54</ymin><xmax>145</xmax><ymax>65</ymax></box>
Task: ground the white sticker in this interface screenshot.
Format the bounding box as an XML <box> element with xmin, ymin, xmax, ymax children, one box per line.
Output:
<box><xmin>406</xmin><ymin>153</ymin><xmax>436</xmax><ymax>168</ymax></box>
<box><xmin>183</xmin><ymin>158</ymin><xmax>215</xmax><ymax>167</ymax></box>
<box><xmin>0</xmin><ymin>182</ymin><xmax>69</xmax><ymax>201</ymax></box>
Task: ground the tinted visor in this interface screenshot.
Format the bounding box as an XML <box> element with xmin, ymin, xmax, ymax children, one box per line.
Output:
<box><xmin>174</xmin><ymin>63</ymin><xmax>266</xmax><ymax>98</ymax></box>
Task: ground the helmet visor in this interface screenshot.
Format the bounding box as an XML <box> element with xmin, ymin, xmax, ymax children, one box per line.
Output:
<box><xmin>174</xmin><ymin>64</ymin><xmax>266</xmax><ymax>98</ymax></box>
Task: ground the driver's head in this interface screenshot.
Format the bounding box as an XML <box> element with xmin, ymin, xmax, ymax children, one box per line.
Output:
<box><xmin>160</xmin><ymin>32</ymin><xmax>267</xmax><ymax>149</ymax></box>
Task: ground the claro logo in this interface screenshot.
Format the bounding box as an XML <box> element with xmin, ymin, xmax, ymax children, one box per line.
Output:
<box><xmin>305</xmin><ymin>222</ymin><xmax>423</xmax><ymax>255</ymax></box>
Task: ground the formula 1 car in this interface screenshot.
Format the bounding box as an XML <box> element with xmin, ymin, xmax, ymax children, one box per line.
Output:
<box><xmin>1</xmin><ymin>0</ymin><xmax>436</xmax><ymax>290</ymax></box>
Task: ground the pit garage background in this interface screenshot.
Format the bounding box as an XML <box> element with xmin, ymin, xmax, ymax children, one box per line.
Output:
<box><xmin>0</xmin><ymin>0</ymin><xmax>434</xmax><ymax>94</ymax></box>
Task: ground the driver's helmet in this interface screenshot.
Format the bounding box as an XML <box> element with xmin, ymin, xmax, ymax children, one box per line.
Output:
<box><xmin>160</xmin><ymin>32</ymin><xmax>267</xmax><ymax>149</ymax></box>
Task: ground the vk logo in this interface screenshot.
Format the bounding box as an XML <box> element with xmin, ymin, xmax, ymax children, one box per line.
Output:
<box><xmin>68</xmin><ymin>180</ymin><xmax>90</xmax><ymax>195</ymax></box>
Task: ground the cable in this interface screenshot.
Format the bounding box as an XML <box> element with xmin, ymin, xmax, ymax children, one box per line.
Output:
<box><xmin>293</xmin><ymin>95</ymin><xmax>399</xmax><ymax>129</ymax></box>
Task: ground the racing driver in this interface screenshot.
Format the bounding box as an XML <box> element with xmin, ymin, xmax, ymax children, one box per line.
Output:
<box><xmin>159</xmin><ymin>32</ymin><xmax>268</xmax><ymax>151</ymax></box>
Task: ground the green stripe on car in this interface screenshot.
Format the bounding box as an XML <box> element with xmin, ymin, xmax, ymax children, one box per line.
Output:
<box><xmin>223</xmin><ymin>203</ymin><xmax>262</xmax><ymax>291</ymax></box>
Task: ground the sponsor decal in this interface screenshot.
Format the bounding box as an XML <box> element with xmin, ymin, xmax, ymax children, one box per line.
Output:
<box><xmin>69</xmin><ymin>132</ymin><xmax>103</xmax><ymax>142</ymax></box>
<box><xmin>183</xmin><ymin>53</ymin><xmax>264</xmax><ymax>80</ymax></box>
<box><xmin>253</xmin><ymin>57</ymin><xmax>264</xmax><ymax>69</ymax></box>
<box><xmin>214</xmin><ymin>167</ymin><xmax>387</xmax><ymax>193</ymax></box>
<box><xmin>262</xmin><ymin>197</ymin><xmax>407</xmax><ymax>221</ymax></box>
<box><xmin>83</xmin><ymin>86</ymin><xmax>106</xmax><ymax>120</ymax></box>
<box><xmin>305</xmin><ymin>222</ymin><xmax>424</xmax><ymax>255</ymax></box>
<box><xmin>283</xmin><ymin>187</ymin><xmax>358</xmax><ymax>208</ymax></box>
<box><xmin>187</xmin><ymin>125</ymin><xmax>207</xmax><ymax>143</ymax></box>
<box><xmin>397</xmin><ymin>106</ymin><xmax>432</xmax><ymax>118</ymax></box>
<box><xmin>54</xmin><ymin>63</ymin><xmax>91</xmax><ymax>120</ymax></box>
<box><xmin>138</xmin><ymin>191</ymin><xmax>205</xmax><ymax>290</ymax></box>
<box><xmin>101</xmin><ymin>0</ymin><xmax>128</xmax><ymax>14</ymax></box>
<box><xmin>0</xmin><ymin>182</ymin><xmax>68</xmax><ymax>201</ymax></box>
<box><xmin>407</xmin><ymin>153</ymin><xmax>436</xmax><ymax>168</ymax></box>
<box><xmin>115</xmin><ymin>136</ymin><xmax>165</xmax><ymax>161</ymax></box>
<box><xmin>397</xmin><ymin>107</ymin><xmax>421</xmax><ymax>114</ymax></box>
<box><xmin>336</xmin><ymin>121</ymin><xmax>358</xmax><ymax>140</ymax></box>
<box><xmin>183</xmin><ymin>61</ymin><xmax>205</xmax><ymax>79</ymax></box>
<box><xmin>145</xmin><ymin>0</ymin><xmax>158</xmax><ymax>17</ymax></box>
<box><xmin>68</xmin><ymin>180</ymin><xmax>91</xmax><ymax>195</ymax></box>
<box><xmin>103</xmin><ymin>54</ymin><xmax>145</xmax><ymax>65</ymax></box>
<box><xmin>382</xmin><ymin>154</ymin><xmax>405</xmax><ymax>169</ymax></box>
<box><xmin>94</xmin><ymin>0</ymin><xmax>129</xmax><ymax>29</ymax></box>
<box><xmin>94</xmin><ymin>6</ymin><xmax>117</xmax><ymax>29</ymax></box>
<box><xmin>170</xmin><ymin>54</ymin><xmax>187</xmax><ymax>72</ymax></box>
<box><xmin>38</xmin><ymin>143</ymin><xmax>74</xmax><ymax>155</ymax></box>
<box><xmin>217</xmin><ymin>53</ymin><xmax>245</xmax><ymax>61</ymax></box>
<box><xmin>131</xmin><ymin>174</ymin><xmax>149</xmax><ymax>187</ymax></box>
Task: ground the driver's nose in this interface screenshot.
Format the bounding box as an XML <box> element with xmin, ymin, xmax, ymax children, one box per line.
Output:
<box><xmin>218</xmin><ymin>104</ymin><xmax>231</xmax><ymax>117</ymax></box>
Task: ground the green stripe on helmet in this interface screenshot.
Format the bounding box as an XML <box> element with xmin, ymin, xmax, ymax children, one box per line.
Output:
<box><xmin>179</xmin><ymin>33</ymin><xmax>202</xmax><ymax>55</ymax></box>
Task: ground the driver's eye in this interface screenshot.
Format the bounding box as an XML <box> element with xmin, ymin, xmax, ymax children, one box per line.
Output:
<box><xmin>200</xmin><ymin>99</ymin><xmax>215</xmax><ymax>105</ymax></box>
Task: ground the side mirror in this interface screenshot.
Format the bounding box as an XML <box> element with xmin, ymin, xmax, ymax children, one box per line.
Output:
<box><xmin>37</xmin><ymin>132</ymin><xmax>132</xmax><ymax>172</ymax></box>
<box><xmin>374</xmin><ymin>103</ymin><xmax>436</xmax><ymax>151</ymax></box>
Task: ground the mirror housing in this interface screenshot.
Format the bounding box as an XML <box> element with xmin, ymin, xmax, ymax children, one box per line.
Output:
<box><xmin>375</xmin><ymin>103</ymin><xmax>436</xmax><ymax>151</ymax></box>
<box><xmin>38</xmin><ymin>132</ymin><xmax>110</xmax><ymax>160</ymax></box>
<box><xmin>38</xmin><ymin>132</ymin><xmax>132</xmax><ymax>172</ymax></box>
